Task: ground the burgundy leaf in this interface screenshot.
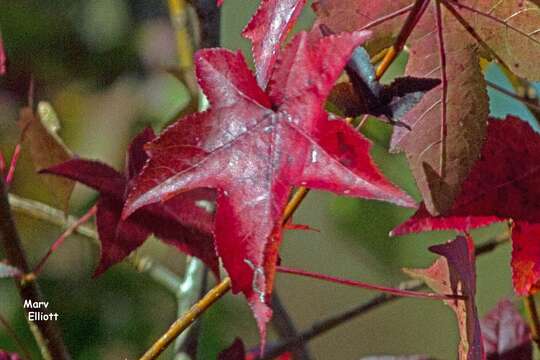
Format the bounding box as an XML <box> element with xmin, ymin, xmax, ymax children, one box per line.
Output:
<box><xmin>404</xmin><ymin>235</ymin><xmax>484</xmax><ymax>360</ymax></box>
<box><xmin>124</xmin><ymin>30</ymin><xmax>415</xmax><ymax>344</ymax></box>
<box><xmin>243</xmin><ymin>0</ymin><xmax>307</xmax><ymax>89</ymax></box>
<box><xmin>43</xmin><ymin>128</ymin><xmax>218</xmax><ymax>276</ymax></box>
<box><xmin>481</xmin><ymin>299</ymin><xmax>532</xmax><ymax>360</ymax></box>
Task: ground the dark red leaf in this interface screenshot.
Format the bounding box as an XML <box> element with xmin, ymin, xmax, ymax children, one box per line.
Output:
<box><xmin>243</xmin><ymin>0</ymin><xmax>307</xmax><ymax>89</ymax></box>
<box><xmin>404</xmin><ymin>235</ymin><xmax>484</xmax><ymax>360</ymax></box>
<box><xmin>43</xmin><ymin>128</ymin><xmax>218</xmax><ymax>276</ymax></box>
<box><xmin>124</xmin><ymin>30</ymin><xmax>414</xmax><ymax>344</ymax></box>
<box><xmin>481</xmin><ymin>299</ymin><xmax>532</xmax><ymax>360</ymax></box>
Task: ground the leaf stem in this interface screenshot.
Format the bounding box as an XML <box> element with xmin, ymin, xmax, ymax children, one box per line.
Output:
<box><xmin>0</xmin><ymin>178</ymin><xmax>71</xmax><ymax>360</ymax></box>
<box><xmin>525</xmin><ymin>295</ymin><xmax>540</xmax><ymax>350</ymax></box>
<box><xmin>276</xmin><ymin>265</ymin><xmax>465</xmax><ymax>301</ymax></box>
<box><xmin>139</xmin><ymin>277</ymin><xmax>232</xmax><ymax>360</ymax></box>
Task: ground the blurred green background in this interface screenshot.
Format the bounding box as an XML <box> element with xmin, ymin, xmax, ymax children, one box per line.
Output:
<box><xmin>0</xmin><ymin>1</ymin><xmax>537</xmax><ymax>359</ymax></box>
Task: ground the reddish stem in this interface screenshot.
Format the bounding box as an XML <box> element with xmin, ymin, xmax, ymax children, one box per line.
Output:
<box><xmin>5</xmin><ymin>144</ymin><xmax>21</xmax><ymax>186</ymax></box>
<box><xmin>276</xmin><ymin>266</ymin><xmax>466</xmax><ymax>301</ymax></box>
<box><xmin>30</xmin><ymin>205</ymin><xmax>97</xmax><ymax>278</ymax></box>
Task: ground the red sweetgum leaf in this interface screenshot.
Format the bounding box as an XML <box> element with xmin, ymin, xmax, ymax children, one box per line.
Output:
<box><xmin>18</xmin><ymin>107</ymin><xmax>75</xmax><ymax>212</ymax></box>
<box><xmin>315</xmin><ymin>0</ymin><xmax>540</xmax><ymax>215</ymax></box>
<box><xmin>243</xmin><ymin>0</ymin><xmax>307</xmax><ymax>89</ymax></box>
<box><xmin>0</xmin><ymin>261</ymin><xmax>22</xmax><ymax>279</ymax></box>
<box><xmin>481</xmin><ymin>299</ymin><xmax>532</xmax><ymax>360</ymax></box>
<box><xmin>124</xmin><ymin>30</ymin><xmax>415</xmax><ymax>345</ymax></box>
<box><xmin>404</xmin><ymin>235</ymin><xmax>484</xmax><ymax>360</ymax></box>
<box><xmin>42</xmin><ymin>128</ymin><xmax>218</xmax><ymax>277</ymax></box>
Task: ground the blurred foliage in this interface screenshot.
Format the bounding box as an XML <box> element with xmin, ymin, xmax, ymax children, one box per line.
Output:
<box><xmin>0</xmin><ymin>1</ymin><xmax>535</xmax><ymax>359</ymax></box>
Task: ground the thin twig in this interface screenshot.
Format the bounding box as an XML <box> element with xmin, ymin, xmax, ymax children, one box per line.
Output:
<box><xmin>525</xmin><ymin>295</ymin><xmax>540</xmax><ymax>350</ymax></box>
<box><xmin>7</xmin><ymin>193</ymin><xmax>183</xmax><ymax>294</ymax></box>
<box><xmin>139</xmin><ymin>277</ymin><xmax>232</xmax><ymax>360</ymax></box>
<box><xmin>251</xmin><ymin>234</ymin><xmax>511</xmax><ymax>359</ymax></box>
<box><xmin>0</xmin><ymin>179</ymin><xmax>71</xmax><ymax>359</ymax></box>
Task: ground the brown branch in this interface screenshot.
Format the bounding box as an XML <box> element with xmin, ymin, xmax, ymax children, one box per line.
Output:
<box><xmin>0</xmin><ymin>178</ymin><xmax>71</xmax><ymax>359</ymax></box>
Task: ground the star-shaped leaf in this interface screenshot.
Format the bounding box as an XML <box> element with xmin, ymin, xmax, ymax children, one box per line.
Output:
<box><xmin>43</xmin><ymin>128</ymin><xmax>218</xmax><ymax>276</ymax></box>
<box><xmin>124</xmin><ymin>30</ymin><xmax>415</xmax><ymax>342</ymax></box>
